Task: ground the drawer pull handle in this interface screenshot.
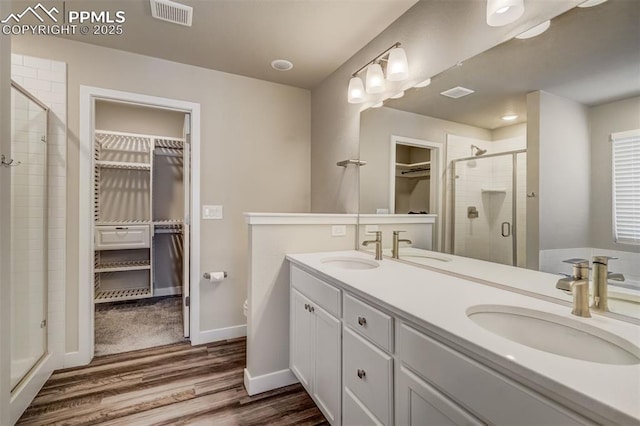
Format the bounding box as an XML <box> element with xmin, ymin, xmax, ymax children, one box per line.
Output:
<box><xmin>358</xmin><ymin>316</ymin><xmax>367</xmax><ymax>326</ymax></box>
<box><xmin>310</xmin><ymin>306</ymin><xmax>315</xmax><ymax>313</ymax></box>
<box><xmin>115</xmin><ymin>227</ymin><xmax>129</xmax><ymax>230</ymax></box>
<box><xmin>304</xmin><ymin>303</ymin><xmax>309</xmax><ymax>311</ymax></box>
<box><xmin>357</xmin><ymin>369</ymin><xmax>366</xmax><ymax>379</ymax></box>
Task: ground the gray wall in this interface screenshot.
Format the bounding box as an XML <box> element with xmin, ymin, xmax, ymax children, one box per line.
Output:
<box><xmin>527</xmin><ymin>91</ymin><xmax>591</xmax><ymax>267</ymax></box>
<box><xmin>12</xmin><ymin>35</ymin><xmax>311</xmax><ymax>353</ymax></box>
<box><xmin>589</xmin><ymin>96</ymin><xmax>640</xmax><ymax>253</ymax></box>
<box><xmin>359</xmin><ymin>106</ymin><xmax>492</xmax><ymax>214</ymax></box>
<box><xmin>95</xmin><ymin>101</ymin><xmax>185</xmax><ymax>138</ymax></box>
<box><xmin>310</xmin><ymin>0</ymin><xmax>581</xmax><ymax>213</ymax></box>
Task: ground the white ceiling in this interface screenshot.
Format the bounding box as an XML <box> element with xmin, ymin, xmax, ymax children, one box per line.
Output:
<box><xmin>47</xmin><ymin>0</ymin><xmax>418</xmax><ymax>89</ymax></box>
<box><xmin>386</xmin><ymin>0</ymin><xmax>640</xmax><ymax>130</ymax></box>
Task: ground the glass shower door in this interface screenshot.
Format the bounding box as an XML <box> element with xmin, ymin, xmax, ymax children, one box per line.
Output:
<box><xmin>453</xmin><ymin>153</ymin><xmax>515</xmax><ymax>265</ymax></box>
<box><xmin>9</xmin><ymin>83</ymin><xmax>48</xmax><ymax>391</ymax></box>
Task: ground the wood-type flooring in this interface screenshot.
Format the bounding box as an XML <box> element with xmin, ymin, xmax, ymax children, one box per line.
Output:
<box><xmin>18</xmin><ymin>338</ymin><xmax>328</xmax><ymax>425</ymax></box>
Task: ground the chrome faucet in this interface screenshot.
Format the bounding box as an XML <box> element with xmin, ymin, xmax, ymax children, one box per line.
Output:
<box><xmin>592</xmin><ymin>256</ymin><xmax>625</xmax><ymax>313</ymax></box>
<box><xmin>362</xmin><ymin>231</ymin><xmax>383</xmax><ymax>260</ymax></box>
<box><xmin>392</xmin><ymin>231</ymin><xmax>412</xmax><ymax>259</ymax></box>
<box><xmin>556</xmin><ymin>259</ymin><xmax>591</xmax><ymax>318</ymax></box>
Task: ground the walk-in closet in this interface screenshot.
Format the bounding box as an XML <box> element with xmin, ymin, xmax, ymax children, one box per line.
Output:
<box><xmin>92</xmin><ymin>101</ymin><xmax>191</xmax><ymax>355</ymax></box>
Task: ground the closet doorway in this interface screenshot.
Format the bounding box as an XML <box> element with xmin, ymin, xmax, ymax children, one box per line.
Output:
<box><xmin>79</xmin><ymin>87</ymin><xmax>201</xmax><ymax>363</ymax></box>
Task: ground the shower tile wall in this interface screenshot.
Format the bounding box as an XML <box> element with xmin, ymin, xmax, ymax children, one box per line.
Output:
<box><xmin>447</xmin><ymin>134</ymin><xmax>526</xmax><ymax>265</ymax></box>
<box><xmin>11</xmin><ymin>54</ymin><xmax>67</xmax><ymax>367</ymax></box>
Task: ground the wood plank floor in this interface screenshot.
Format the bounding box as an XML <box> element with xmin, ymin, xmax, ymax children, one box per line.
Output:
<box><xmin>18</xmin><ymin>338</ymin><xmax>328</xmax><ymax>425</ymax></box>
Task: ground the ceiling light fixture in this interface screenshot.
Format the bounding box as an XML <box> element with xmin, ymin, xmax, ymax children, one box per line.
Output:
<box><xmin>578</xmin><ymin>0</ymin><xmax>607</xmax><ymax>7</ymax></box>
<box><xmin>501</xmin><ymin>114</ymin><xmax>518</xmax><ymax>121</ymax></box>
<box><xmin>271</xmin><ymin>59</ymin><xmax>294</xmax><ymax>72</ymax></box>
<box><xmin>347</xmin><ymin>42</ymin><xmax>409</xmax><ymax>104</ymax></box>
<box><xmin>516</xmin><ymin>20</ymin><xmax>550</xmax><ymax>39</ymax></box>
<box><xmin>486</xmin><ymin>0</ymin><xmax>524</xmax><ymax>27</ymax></box>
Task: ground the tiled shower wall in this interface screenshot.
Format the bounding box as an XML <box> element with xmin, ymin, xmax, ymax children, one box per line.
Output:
<box><xmin>11</xmin><ymin>54</ymin><xmax>67</xmax><ymax>366</ymax></box>
<box><xmin>447</xmin><ymin>134</ymin><xmax>526</xmax><ymax>266</ymax></box>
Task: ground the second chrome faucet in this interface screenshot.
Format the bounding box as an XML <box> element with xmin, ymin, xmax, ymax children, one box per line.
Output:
<box><xmin>362</xmin><ymin>230</ymin><xmax>413</xmax><ymax>260</ymax></box>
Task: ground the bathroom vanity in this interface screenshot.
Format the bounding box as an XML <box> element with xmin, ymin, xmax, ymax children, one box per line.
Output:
<box><xmin>288</xmin><ymin>251</ymin><xmax>640</xmax><ymax>425</ymax></box>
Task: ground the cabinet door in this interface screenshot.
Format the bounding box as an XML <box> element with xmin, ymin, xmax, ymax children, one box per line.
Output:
<box><xmin>313</xmin><ymin>304</ymin><xmax>341</xmax><ymax>425</ymax></box>
<box><xmin>396</xmin><ymin>365</ymin><xmax>484</xmax><ymax>426</ymax></box>
<box><xmin>291</xmin><ymin>289</ymin><xmax>313</xmax><ymax>392</ymax></box>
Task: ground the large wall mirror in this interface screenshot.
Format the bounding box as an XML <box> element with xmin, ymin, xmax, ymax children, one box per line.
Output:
<box><xmin>358</xmin><ymin>0</ymin><xmax>640</xmax><ymax>320</ymax></box>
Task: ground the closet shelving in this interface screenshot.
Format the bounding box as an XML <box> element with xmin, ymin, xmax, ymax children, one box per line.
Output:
<box><xmin>396</xmin><ymin>161</ymin><xmax>431</xmax><ymax>178</ymax></box>
<box><xmin>93</xmin><ymin>129</ymin><xmax>186</xmax><ymax>303</ymax></box>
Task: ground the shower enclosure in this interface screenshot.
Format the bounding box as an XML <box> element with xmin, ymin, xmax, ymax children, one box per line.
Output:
<box><xmin>452</xmin><ymin>150</ymin><xmax>526</xmax><ymax>267</ymax></box>
<box><xmin>9</xmin><ymin>81</ymin><xmax>49</xmax><ymax>391</ymax></box>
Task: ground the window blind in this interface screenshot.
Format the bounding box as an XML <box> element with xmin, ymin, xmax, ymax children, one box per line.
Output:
<box><xmin>612</xmin><ymin>129</ymin><xmax>640</xmax><ymax>245</ymax></box>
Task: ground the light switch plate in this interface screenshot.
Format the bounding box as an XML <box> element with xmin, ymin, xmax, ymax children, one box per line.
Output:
<box><xmin>202</xmin><ymin>205</ymin><xmax>223</xmax><ymax>220</ymax></box>
<box><xmin>331</xmin><ymin>225</ymin><xmax>347</xmax><ymax>236</ymax></box>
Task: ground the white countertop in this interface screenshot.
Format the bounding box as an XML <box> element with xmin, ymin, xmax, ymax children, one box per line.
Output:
<box><xmin>286</xmin><ymin>250</ymin><xmax>640</xmax><ymax>424</ymax></box>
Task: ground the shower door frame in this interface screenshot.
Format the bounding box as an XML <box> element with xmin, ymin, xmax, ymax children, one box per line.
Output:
<box><xmin>451</xmin><ymin>149</ymin><xmax>525</xmax><ymax>266</ymax></box>
<box><xmin>8</xmin><ymin>80</ymin><xmax>53</xmax><ymax>424</ymax></box>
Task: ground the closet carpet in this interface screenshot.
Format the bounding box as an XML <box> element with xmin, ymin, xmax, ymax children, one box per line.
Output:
<box><xmin>18</xmin><ymin>338</ymin><xmax>328</xmax><ymax>425</ymax></box>
<box><xmin>95</xmin><ymin>296</ymin><xmax>185</xmax><ymax>356</ymax></box>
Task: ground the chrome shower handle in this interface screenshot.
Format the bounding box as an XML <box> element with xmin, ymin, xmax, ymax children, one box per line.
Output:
<box><xmin>501</xmin><ymin>222</ymin><xmax>511</xmax><ymax>237</ymax></box>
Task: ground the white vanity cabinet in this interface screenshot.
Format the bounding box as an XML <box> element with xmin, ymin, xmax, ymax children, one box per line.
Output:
<box><xmin>290</xmin><ymin>266</ymin><xmax>342</xmax><ymax>425</ymax></box>
<box><xmin>289</xmin><ymin>261</ymin><xmax>597</xmax><ymax>426</ymax></box>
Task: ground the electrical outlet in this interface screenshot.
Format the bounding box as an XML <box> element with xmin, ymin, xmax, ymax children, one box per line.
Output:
<box><xmin>376</xmin><ymin>208</ymin><xmax>389</xmax><ymax>214</ymax></box>
<box><xmin>331</xmin><ymin>225</ymin><xmax>347</xmax><ymax>236</ymax></box>
<box><xmin>202</xmin><ymin>205</ymin><xmax>223</xmax><ymax>219</ymax></box>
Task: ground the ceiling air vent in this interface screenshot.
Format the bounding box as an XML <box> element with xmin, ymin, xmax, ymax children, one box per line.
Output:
<box><xmin>440</xmin><ymin>86</ymin><xmax>475</xmax><ymax>99</ymax></box>
<box><xmin>150</xmin><ymin>0</ymin><xmax>193</xmax><ymax>27</ymax></box>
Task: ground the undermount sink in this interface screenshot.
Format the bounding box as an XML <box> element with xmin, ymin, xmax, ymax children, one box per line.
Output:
<box><xmin>321</xmin><ymin>256</ymin><xmax>379</xmax><ymax>270</ymax></box>
<box><xmin>467</xmin><ymin>305</ymin><xmax>640</xmax><ymax>365</ymax></box>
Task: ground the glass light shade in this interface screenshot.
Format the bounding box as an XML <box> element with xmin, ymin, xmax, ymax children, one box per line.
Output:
<box><xmin>365</xmin><ymin>63</ymin><xmax>385</xmax><ymax>94</ymax></box>
<box><xmin>386</xmin><ymin>47</ymin><xmax>409</xmax><ymax>81</ymax></box>
<box><xmin>578</xmin><ymin>0</ymin><xmax>607</xmax><ymax>7</ymax></box>
<box><xmin>486</xmin><ymin>0</ymin><xmax>524</xmax><ymax>27</ymax></box>
<box><xmin>347</xmin><ymin>77</ymin><xmax>365</xmax><ymax>103</ymax></box>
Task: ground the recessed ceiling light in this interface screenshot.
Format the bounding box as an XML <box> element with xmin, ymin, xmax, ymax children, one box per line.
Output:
<box><xmin>501</xmin><ymin>114</ymin><xmax>518</xmax><ymax>121</ymax></box>
<box><xmin>578</xmin><ymin>0</ymin><xmax>607</xmax><ymax>7</ymax></box>
<box><xmin>414</xmin><ymin>78</ymin><xmax>432</xmax><ymax>88</ymax></box>
<box><xmin>271</xmin><ymin>59</ymin><xmax>294</xmax><ymax>72</ymax></box>
<box><xmin>516</xmin><ymin>20</ymin><xmax>550</xmax><ymax>39</ymax></box>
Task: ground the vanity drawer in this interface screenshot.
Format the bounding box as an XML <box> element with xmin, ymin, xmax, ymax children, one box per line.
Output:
<box><xmin>291</xmin><ymin>266</ymin><xmax>340</xmax><ymax>317</ymax></box>
<box><xmin>398</xmin><ymin>323</ymin><xmax>591</xmax><ymax>425</ymax></box>
<box><xmin>343</xmin><ymin>326</ymin><xmax>393</xmax><ymax>426</ymax></box>
<box><xmin>344</xmin><ymin>293</ymin><xmax>394</xmax><ymax>352</ymax></box>
<box><xmin>95</xmin><ymin>225</ymin><xmax>150</xmax><ymax>250</ymax></box>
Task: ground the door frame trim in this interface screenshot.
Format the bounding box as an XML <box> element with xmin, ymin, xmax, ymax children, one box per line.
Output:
<box><xmin>389</xmin><ymin>135</ymin><xmax>444</xmax><ymax>251</ymax></box>
<box><xmin>78</xmin><ymin>86</ymin><xmax>202</xmax><ymax>365</ymax></box>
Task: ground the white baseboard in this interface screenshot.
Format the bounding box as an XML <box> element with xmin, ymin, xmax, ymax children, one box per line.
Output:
<box><xmin>194</xmin><ymin>324</ymin><xmax>246</xmax><ymax>345</ymax></box>
<box><xmin>243</xmin><ymin>368</ymin><xmax>298</xmax><ymax>396</ymax></box>
<box><xmin>64</xmin><ymin>350</ymin><xmax>89</xmax><ymax>368</ymax></box>
<box><xmin>154</xmin><ymin>286</ymin><xmax>182</xmax><ymax>297</ymax></box>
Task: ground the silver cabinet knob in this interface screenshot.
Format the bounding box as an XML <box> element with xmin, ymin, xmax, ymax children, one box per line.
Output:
<box><xmin>358</xmin><ymin>316</ymin><xmax>367</xmax><ymax>326</ymax></box>
<box><xmin>310</xmin><ymin>306</ymin><xmax>315</xmax><ymax>313</ymax></box>
<box><xmin>357</xmin><ymin>369</ymin><xmax>366</xmax><ymax>379</ymax></box>
<box><xmin>304</xmin><ymin>303</ymin><xmax>309</xmax><ymax>311</ymax></box>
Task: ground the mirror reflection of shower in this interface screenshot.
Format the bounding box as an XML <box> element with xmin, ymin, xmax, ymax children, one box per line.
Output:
<box><xmin>471</xmin><ymin>144</ymin><xmax>487</xmax><ymax>156</ymax></box>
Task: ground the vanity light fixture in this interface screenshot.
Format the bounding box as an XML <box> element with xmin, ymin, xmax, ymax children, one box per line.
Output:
<box><xmin>390</xmin><ymin>91</ymin><xmax>405</xmax><ymax>99</ymax></box>
<box><xmin>486</xmin><ymin>0</ymin><xmax>524</xmax><ymax>27</ymax></box>
<box><xmin>371</xmin><ymin>101</ymin><xmax>384</xmax><ymax>108</ymax></box>
<box><xmin>347</xmin><ymin>42</ymin><xmax>409</xmax><ymax>104</ymax></box>
<box><xmin>578</xmin><ymin>0</ymin><xmax>607</xmax><ymax>7</ymax></box>
<box><xmin>501</xmin><ymin>114</ymin><xmax>518</xmax><ymax>121</ymax></box>
<box><xmin>516</xmin><ymin>20</ymin><xmax>550</xmax><ymax>39</ymax></box>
